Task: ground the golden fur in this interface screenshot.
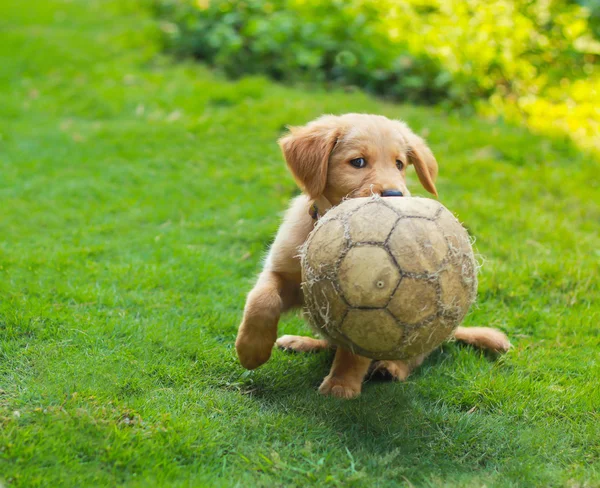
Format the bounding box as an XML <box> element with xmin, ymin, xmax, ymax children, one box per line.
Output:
<box><xmin>235</xmin><ymin>113</ymin><xmax>510</xmax><ymax>399</ymax></box>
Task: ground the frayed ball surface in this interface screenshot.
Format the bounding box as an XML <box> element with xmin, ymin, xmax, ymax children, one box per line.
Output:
<box><xmin>301</xmin><ymin>196</ymin><xmax>478</xmax><ymax>360</ymax></box>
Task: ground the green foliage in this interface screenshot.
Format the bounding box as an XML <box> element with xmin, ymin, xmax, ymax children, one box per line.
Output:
<box><xmin>576</xmin><ymin>0</ymin><xmax>600</xmax><ymax>37</ymax></box>
<box><xmin>157</xmin><ymin>0</ymin><xmax>450</xmax><ymax>103</ymax></box>
<box><xmin>1</xmin><ymin>0</ymin><xmax>600</xmax><ymax>486</ymax></box>
<box><xmin>158</xmin><ymin>0</ymin><xmax>600</xmax><ymax>150</ymax></box>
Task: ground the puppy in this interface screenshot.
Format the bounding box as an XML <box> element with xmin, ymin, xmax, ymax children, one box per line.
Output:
<box><xmin>235</xmin><ymin>114</ymin><xmax>510</xmax><ymax>399</ymax></box>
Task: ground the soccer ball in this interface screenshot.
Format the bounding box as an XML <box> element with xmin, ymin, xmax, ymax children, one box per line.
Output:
<box><xmin>300</xmin><ymin>196</ymin><xmax>478</xmax><ymax>360</ymax></box>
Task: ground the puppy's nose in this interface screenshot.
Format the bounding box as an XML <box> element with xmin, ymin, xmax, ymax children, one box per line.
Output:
<box><xmin>381</xmin><ymin>190</ymin><xmax>403</xmax><ymax>197</ymax></box>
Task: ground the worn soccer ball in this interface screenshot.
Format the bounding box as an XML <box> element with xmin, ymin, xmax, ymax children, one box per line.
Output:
<box><xmin>300</xmin><ymin>196</ymin><xmax>478</xmax><ymax>360</ymax></box>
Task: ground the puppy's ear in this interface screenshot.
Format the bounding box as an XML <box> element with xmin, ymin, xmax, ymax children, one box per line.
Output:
<box><xmin>278</xmin><ymin>117</ymin><xmax>339</xmax><ymax>199</ymax></box>
<box><xmin>399</xmin><ymin>124</ymin><xmax>439</xmax><ymax>196</ymax></box>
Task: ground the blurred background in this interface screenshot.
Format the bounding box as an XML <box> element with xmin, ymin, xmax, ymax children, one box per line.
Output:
<box><xmin>158</xmin><ymin>0</ymin><xmax>600</xmax><ymax>153</ymax></box>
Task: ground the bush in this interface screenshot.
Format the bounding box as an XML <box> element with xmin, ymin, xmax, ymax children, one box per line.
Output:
<box><xmin>157</xmin><ymin>0</ymin><xmax>452</xmax><ymax>103</ymax></box>
<box><xmin>157</xmin><ymin>0</ymin><xmax>599</xmax><ymax>150</ymax></box>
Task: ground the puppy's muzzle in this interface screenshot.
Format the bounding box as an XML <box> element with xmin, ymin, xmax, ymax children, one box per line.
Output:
<box><xmin>381</xmin><ymin>190</ymin><xmax>404</xmax><ymax>197</ymax></box>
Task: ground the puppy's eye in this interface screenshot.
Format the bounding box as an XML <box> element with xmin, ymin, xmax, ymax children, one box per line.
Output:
<box><xmin>350</xmin><ymin>157</ymin><xmax>367</xmax><ymax>168</ymax></box>
<box><xmin>396</xmin><ymin>159</ymin><xmax>405</xmax><ymax>170</ymax></box>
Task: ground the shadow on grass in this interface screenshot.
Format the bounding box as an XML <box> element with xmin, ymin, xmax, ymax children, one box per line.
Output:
<box><xmin>224</xmin><ymin>343</ymin><xmax>519</xmax><ymax>482</ymax></box>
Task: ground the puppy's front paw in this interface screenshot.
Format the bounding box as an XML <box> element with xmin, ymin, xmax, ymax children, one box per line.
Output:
<box><xmin>276</xmin><ymin>335</ymin><xmax>329</xmax><ymax>353</ymax></box>
<box><xmin>371</xmin><ymin>360</ymin><xmax>411</xmax><ymax>381</ymax></box>
<box><xmin>235</xmin><ymin>328</ymin><xmax>275</xmax><ymax>370</ymax></box>
<box><xmin>318</xmin><ymin>376</ymin><xmax>362</xmax><ymax>399</ymax></box>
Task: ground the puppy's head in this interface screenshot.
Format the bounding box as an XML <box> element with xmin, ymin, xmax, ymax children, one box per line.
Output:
<box><xmin>279</xmin><ymin>113</ymin><xmax>438</xmax><ymax>206</ymax></box>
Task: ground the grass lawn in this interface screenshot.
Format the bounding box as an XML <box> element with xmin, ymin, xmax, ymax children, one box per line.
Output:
<box><xmin>1</xmin><ymin>0</ymin><xmax>599</xmax><ymax>486</ymax></box>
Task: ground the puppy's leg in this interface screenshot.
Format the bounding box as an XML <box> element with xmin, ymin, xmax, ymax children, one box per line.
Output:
<box><xmin>236</xmin><ymin>271</ymin><xmax>300</xmax><ymax>370</ymax></box>
<box><xmin>371</xmin><ymin>353</ymin><xmax>427</xmax><ymax>382</ymax></box>
<box><xmin>276</xmin><ymin>335</ymin><xmax>330</xmax><ymax>353</ymax></box>
<box><xmin>318</xmin><ymin>347</ymin><xmax>372</xmax><ymax>399</ymax></box>
<box><xmin>370</xmin><ymin>327</ymin><xmax>510</xmax><ymax>381</ymax></box>
<box><xmin>454</xmin><ymin>326</ymin><xmax>511</xmax><ymax>353</ymax></box>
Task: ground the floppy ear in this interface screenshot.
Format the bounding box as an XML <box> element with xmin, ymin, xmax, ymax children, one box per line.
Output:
<box><xmin>278</xmin><ymin>117</ymin><xmax>339</xmax><ymax>199</ymax></box>
<box><xmin>407</xmin><ymin>134</ymin><xmax>438</xmax><ymax>196</ymax></box>
<box><xmin>402</xmin><ymin>126</ymin><xmax>439</xmax><ymax>197</ymax></box>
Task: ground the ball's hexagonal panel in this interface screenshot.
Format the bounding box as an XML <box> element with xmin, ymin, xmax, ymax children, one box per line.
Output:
<box><xmin>435</xmin><ymin>207</ymin><xmax>472</xmax><ymax>256</ymax></box>
<box><xmin>304</xmin><ymin>278</ymin><xmax>348</xmax><ymax>331</ymax></box>
<box><xmin>438</xmin><ymin>266</ymin><xmax>476</xmax><ymax>318</ymax></box>
<box><xmin>388</xmin><ymin>218</ymin><xmax>448</xmax><ymax>274</ymax></box>
<box><xmin>324</xmin><ymin>197</ymin><xmax>368</xmax><ymax>220</ymax></box>
<box><xmin>401</xmin><ymin>317</ymin><xmax>456</xmax><ymax>357</ymax></box>
<box><xmin>384</xmin><ymin>196</ymin><xmax>441</xmax><ymax>218</ymax></box>
<box><xmin>348</xmin><ymin>202</ymin><xmax>398</xmax><ymax>243</ymax></box>
<box><xmin>341</xmin><ymin>309</ymin><xmax>403</xmax><ymax>353</ymax></box>
<box><xmin>387</xmin><ymin>277</ymin><xmax>438</xmax><ymax>324</ymax></box>
<box><xmin>338</xmin><ymin>246</ymin><xmax>400</xmax><ymax>307</ymax></box>
<box><xmin>305</xmin><ymin>219</ymin><xmax>346</xmax><ymax>272</ymax></box>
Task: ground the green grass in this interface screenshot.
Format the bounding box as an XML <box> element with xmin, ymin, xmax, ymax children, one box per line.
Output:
<box><xmin>0</xmin><ymin>0</ymin><xmax>599</xmax><ymax>486</ymax></box>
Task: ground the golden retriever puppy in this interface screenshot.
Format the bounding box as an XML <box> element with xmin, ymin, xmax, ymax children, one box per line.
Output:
<box><xmin>235</xmin><ymin>113</ymin><xmax>510</xmax><ymax>399</ymax></box>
